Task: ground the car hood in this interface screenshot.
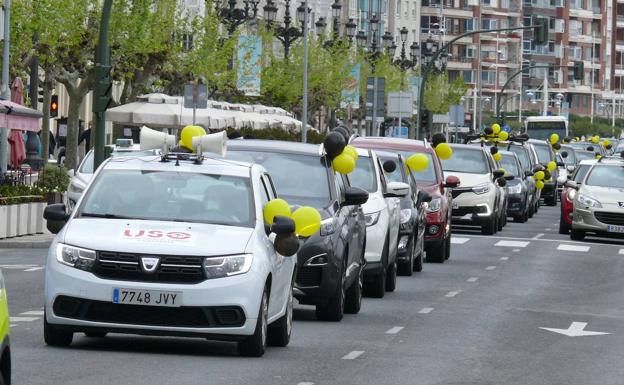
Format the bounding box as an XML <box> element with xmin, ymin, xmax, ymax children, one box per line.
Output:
<box><xmin>443</xmin><ymin>172</ymin><xmax>491</xmax><ymax>188</ymax></box>
<box><xmin>579</xmin><ymin>186</ymin><xmax>624</xmax><ymax>206</ymax></box>
<box><xmin>61</xmin><ymin>218</ymin><xmax>254</xmax><ymax>255</ymax></box>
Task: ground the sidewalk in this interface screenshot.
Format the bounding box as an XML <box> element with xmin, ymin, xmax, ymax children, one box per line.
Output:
<box><xmin>0</xmin><ymin>233</ymin><xmax>54</xmax><ymax>249</ymax></box>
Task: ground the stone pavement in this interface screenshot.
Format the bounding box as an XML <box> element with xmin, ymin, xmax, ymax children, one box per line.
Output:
<box><xmin>0</xmin><ymin>233</ymin><xmax>54</xmax><ymax>249</ymax></box>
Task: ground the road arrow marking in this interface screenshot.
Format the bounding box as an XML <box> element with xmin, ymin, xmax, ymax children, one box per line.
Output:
<box><xmin>539</xmin><ymin>322</ymin><xmax>610</xmax><ymax>337</ymax></box>
<box><xmin>619</xmin><ymin>249</ymin><xmax>624</xmax><ymax>255</ymax></box>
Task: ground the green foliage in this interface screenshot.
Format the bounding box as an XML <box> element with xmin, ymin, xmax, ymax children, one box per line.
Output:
<box><xmin>568</xmin><ymin>114</ymin><xmax>623</xmax><ymax>137</ymax></box>
<box><xmin>226</xmin><ymin>128</ymin><xmax>325</xmax><ymax>144</ymax></box>
<box><xmin>0</xmin><ymin>185</ymin><xmax>45</xmax><ymax>206</ymax></box>
<box><xmin>35</xmin><ymin>165</ymin><xmax>71</xmax><ymax>194</ymax></box>
<box><xmin>424</xmin><ymin>73</ymin><xmax>467</xmax><ymax>114</ymax></box>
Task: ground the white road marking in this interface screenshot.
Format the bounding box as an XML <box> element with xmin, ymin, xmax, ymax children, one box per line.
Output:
<box><xmin>385</xmin><ymin>326</ymin><xmax>404</xmax><ymax>334</ymax></box>
<box><xmin>10</xmin><ymin>317</ymin><xmax>38</xmax><ymax>323</ymax></box>
<box><xmin>418</xmin><ymin>307</ymin><xmax>434</xmax><ymax>314</ymax></box>
<box><xmin>619</xmin><ymin>249</ymin><xmax>624</xmax><ymax>255</ymax></box>
<box><xmin>20</xmin><ymin>310</ymin><xmax>44</xmax><ymax>316</ymax></box>
<box><xmin>24</xmin><ymin>267</ymin><xmax>44</xmax><ymax>272</ymax></box>
<box><xmin>297</xmin><ymin>382</ymin><xmax>315</xmax><ymax>385</ymax></box>
<box><xmin>0</xmin><ymin>264</ymin><xmax>38</xmax><ymax>270</ymax></box>
<box><xmin>532</xmin><ymin>233</ymin><xmax>544</xmax><ymax>240</ymax></box>
<box><xmin>500</xmin><ymin>256</ymin><xmax>509</xmax><ymax>261</ymax></box>
<box><xmin>451</xmin><ymin>237</ymin><xmax>470</xmax><ymax>245</ymax></box>
<box><xmin>463</xmin><ymin>234</ymin><xmax>623</xmax><ymax>248</ymax></box>
<box><xmin>540</xmin><ymin>322</ymin><xmax>610</xmax><ymax>337</ymax></box>
<box><xmin>495</xmin><ymin>240</ymin><xmax>530</xmax><ymax>248</ymax></box>
<box><xmin>486</xmin><ymin>266</ymin><xmax>497</xmax><ymax>270</ymax></box>
<box><xmin>467</xmin><ymin>277</ymin><xmax>479</xmax><ymax>282</ymax></box>
<box><xmin>445</xmin><ymin>291</ymin><xmax>461</xmax><ymax>298</ymax></box>
<box><xmin>545</xmin><ymin>228</ymin><xmax>552</xmax><ymax>231</ymax></box>
<box><xmin>557</xmin><ymin>244</ymin><xmax>590</xmax><ymax>252</ymax></box>
<box><xmin>513</xmin><ymin>249</ymin><xmax>521</xmax><ymax>252</ymax></box>
<box><xmin>342</xmin><ymin>351</ymin><xmax>365</xmax><ymax>360</ymax></box>
<box><xmin>9</xmin><ymin>324</ymin><xmax>15</xmax><ymax>328</ymax></box>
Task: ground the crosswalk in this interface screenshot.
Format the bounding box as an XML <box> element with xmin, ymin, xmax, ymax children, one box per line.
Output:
<box><xmin>448</xmin><ymin>236</ymin><xmax>622</xmax><ymax>255</ymax></box>
<box><xmin>10</xmin><ymin>309</ymin><xmax>44</xmax><ymax>328</ymax></box>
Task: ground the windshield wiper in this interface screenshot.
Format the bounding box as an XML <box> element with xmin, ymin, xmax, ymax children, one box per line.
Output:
<box><xmin>81</xmin><ymin>212</ymin><xmax>136</xmax><ymax>220</ymax></box>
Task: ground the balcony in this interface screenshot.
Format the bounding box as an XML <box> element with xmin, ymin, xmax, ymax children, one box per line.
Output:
<box><xmin>447</xmin><ymin>57</ymin><xmax>474</xmax><ymax>70</ymax></box>
<box><xmin>616</xmin><ymin>41</ymin><xmax>624</xmax><ymax>51</ymax></box>
<box><xmin>570</xmin><ymin>8</ymin><xmax>600</xmax><ymax>18</ymax></box>
<box><xmin>617</xmin><ymin>15</ymin><xmax>624</xmax><ymax>28</ymax></box>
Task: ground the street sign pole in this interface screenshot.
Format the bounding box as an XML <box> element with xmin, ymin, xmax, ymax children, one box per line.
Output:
<box><xmin>93</xmin><ymin>0</ymin><xmax>113</xmax><ymax>170</ymax></box>
<box><xmin>372</xmin><ymin>78</ymin><xmax>377</xmax><ymax>136</ymax></box>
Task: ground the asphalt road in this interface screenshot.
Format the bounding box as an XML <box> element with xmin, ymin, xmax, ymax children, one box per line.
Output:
<box><xmin>3</xmin><ymin>204</ymin><xmax>624</xmax><ymax>385</ymax></box>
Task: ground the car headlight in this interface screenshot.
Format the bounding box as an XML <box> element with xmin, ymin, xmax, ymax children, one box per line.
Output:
<box><xmin>400</xmin><ymin>209</ymin><xmax>412</xmax><ymax>224</ymax></box>
<box><xmin>577</xmin><ymin>193</ymin><xmax>602</xmax><ymax>208</ymax></box>
<box><xmin>507</xmin><ymin>183</ymin><xmax>522</xmax><ymax>194</ymax></box>
<box><xmin>426</xmin><ymin>198</ymin><xmax>442</xmax><ymax>213</ymax></box>
<box><xmin>55</xmin><ymin>243</ymin><xmax>96</xmax><ymax>271</ymax></box>
<box><xmin>320</xmin><ymin>218</ymin><xmax>336</xmax><ymax>236</ymax></box>
<box><xmin>364</xmin><ymin>211</ymin><xmax>381</xmax><ymax>227</ymax></box>
<box><xmin>203</xmin><ymin>254</ymin><xmax>253</xmax><ymax>279</ymax></box>
<box><xmin>472</xmin><ymin>183</ymin><xmax>491</xmax><ymax>195</ymax></box>
<box><xmin>568</xmin><ymin>189</ymin><xmax>577</xmax><ymax>200</ymax></box>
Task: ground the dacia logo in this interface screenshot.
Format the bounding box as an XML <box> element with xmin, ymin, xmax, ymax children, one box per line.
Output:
<box><xmin>140</xmin><ymin>256</ymin><xmax>160</xmax><ymax>273</ymax></box>
<box><xmin>619</xmin><ymin>202</ymin><xmax>624</xmax><ymax>208</ymax></box>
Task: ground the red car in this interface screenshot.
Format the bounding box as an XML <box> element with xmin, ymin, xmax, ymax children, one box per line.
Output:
<box><xmin>352</xmin><ymin>137</ymin><xmax>459</xmax><ymax>263</ymax></box>
<box><xmin>559</xmin><ymin>160</ymin><xmax>595</xmax><ymax>234</ymax></box>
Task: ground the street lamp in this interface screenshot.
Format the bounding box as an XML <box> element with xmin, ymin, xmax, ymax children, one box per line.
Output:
<box><xmin>331</xmin><ymin>0</ymin><xmax>342</xmax><ymax>38</ymax></box>
<box><xmin>264</xmin><ymin>0</ymin><xmax>304</xmax><ymax>59</ymax></box>
<box><xmin>315</xmin><ymin>17</ymin><xmax>326</xmax><ymax>38</ymax></box>
<box><xmin>216</xmin><ymin>0</ymin><xmax>260</xmax><ymax>36</ymax></box>
<box><xmin>345</xmin><ymin>18</ymin><xmax>357</xmax><ymax>43</ymax></box>
<box><xmin>382</xmin><ymin>31</ymin><xmax>394</xmax><ymax>55</ymax></box>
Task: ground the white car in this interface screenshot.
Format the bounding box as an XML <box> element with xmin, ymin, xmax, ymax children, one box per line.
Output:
<box><xmin>43</xmin><ymin>152</ymin><xmax>297</xmax><ymax>357</ymax></box>
<box><xmin>348</xmin><ymin>148</ymin><xmax>407</xmax><ymax>298</ymax></box>
<box><xmin>67</xmin><ymin>141</ymin><xmax>157</xmax><ymax>209</ymax></box>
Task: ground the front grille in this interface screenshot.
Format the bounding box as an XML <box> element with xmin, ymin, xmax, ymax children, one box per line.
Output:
<box><xmin>95</xmin><ymin>251</ymin><xmax>205</xmax><ymax>284</ymax></box>
<box><xmin>453</xmin><ymin>206</ymin><xmax>487</xmax><ymax>217</ymax></box>
<box><xmin>594</xmin><ymin>211</ymin><xmax>624</xmax><ymax>226</ymax></box>
<box><xmin>296</xmin><ymin>266</ymin><xmax>322</xmax><ymax>287</ymax></box>
<box><xmin>451</xmin><ymin>188</ymin><xmax>472</xmax><ymax>199</ymax></box>
<box><xmin>53</xmin><ymin>296</ymin><xmax>245</xmax><ymax>328</ymax></box>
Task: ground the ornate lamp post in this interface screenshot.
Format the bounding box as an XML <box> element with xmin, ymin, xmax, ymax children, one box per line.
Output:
<box><xmin>263</xmin><ymin>0</ymin><xmax>304</xmax><ymax>59</ymax></box>
<box><xmin>216</xmin><ymin>0</ymin><xmax>260</xmax><ymax>36</ymax></box>
<box><xmin>331</xmin><ymin>0</ymin><xmax>342</xmax><ymax>39</ymax></box>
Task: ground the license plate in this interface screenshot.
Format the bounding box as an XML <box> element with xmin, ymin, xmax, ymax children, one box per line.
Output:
<box><xmin>112</xmin><ymin>288</ymin><xmax>181</xmax><ymax>307</ymax></box>
<box><xmin>452</xmin><ymin>202</ymin><xmax>459</xmax><ymax>209</ymax></box>
<box><xmin>607</xmin><ymin>225</ymin><xmax>624</xmax><ymax>233</ymax></box>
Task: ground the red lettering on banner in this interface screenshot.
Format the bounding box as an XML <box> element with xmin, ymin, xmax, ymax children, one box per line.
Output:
<box><xmin>124</xmin><ymin>229</ymin><xmax>145</xmax><ymax>238</ymax></box>
<box><xmin>166</xmin><ymin>232</ymin><xmax>191</xmax><ymax>240</ymax></box>
<box><xmin>147</xmin><ymin>230</ymin><xmax>163</xmax><ymax>238</ymax></box>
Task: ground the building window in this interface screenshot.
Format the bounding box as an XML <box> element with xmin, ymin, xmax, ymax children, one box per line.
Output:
<box><xmin>481</xmin><ymin>18</ymin><xmax>497</xmax><ymax>29</ymax></box>
<box><xmin>412</xmin><ymin>1</ymin><xmax>417</xmax><ymax>16</ymax></box>
<box><xmin>523</xmin><ymin>39</ymin><xmax>533</xmax><ymax>53</ymax></box>
<box><xmin>463</xmin><ymin>70</ymin><xmax>475</xmax><ymax>83</ymax></box>
<box><xmin>482</xmin><ymin>71</ymin><xmax>496</xmax><ymax>85</ymax></box>
<box><xmin>421</xmin><ymin>16</ymin><xmax>441</xmax><ymax>33</ymax></box>
<box><xmin>523</xmin><ymin>16</ymin><xmax>531</xmax><ymax>27</ymax></box>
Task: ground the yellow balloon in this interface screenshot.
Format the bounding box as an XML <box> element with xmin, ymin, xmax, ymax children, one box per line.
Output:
<box><xmin>596</xmin><ymin>154</ymin><xmax>602</xmax><ymax>159</ymax></box>
<box><xmin>493</xmin><ymin>152</ymin><xmax>502</xmax><ymax>162</ymax></box>
<box><xmin>292</xmin><ymin>206</ymin><xmax>322</xmax><ymax>237</ymax></box>
<box><xmin>602</xmin><ymin>140</ymin><xmax>611</xmax><ymax>147</ymax></box>
<box><xmin>180</xmin><ymin>125</ymin><xmax>206</xmax><ymax>150</ymax></box>
<box><xmin>263</xmin><ymin>199</ymin><xmax>292</xmax><ymax>225</ymax></box>
<box><xmin>343</xmin><ymin>145</ymin><xmax>359</xmax><ymax>161</ymax></box>
<box><xmin>534</xmin><ymin>171</ymin><xmax>545</xmax><ymax>180</ymax></box>
<box><xmin>492</xmin><ymin>124</ymin><xmax>501</xmax><ymax>134</ymax></box>
<box><xmin>498</xmin><ymin>131</ymin><xmax>509</xmax><ymax>141</ymax></box>
<box><xmin>547</xmin><ymin>161</ymin><xmax>557</xmax><ymax>171</ymax></box>
<box><xmin>435</xmin><ymin>143</ymin><xmax>453</xmax><ymax>160</ymax></box>
<box><xmin>549</xmin><ymin>133</ymin><xmax>559</xmax><ymax>145</ymax></box>
<box><xmin>406</xmin><ymin>153</ymin><xmax>429</xmax><ymax>172</ymax></box>
<box><xmin>536</xmin><ymin>180</ymin><xmax>545</xmax><ymax>190</ymax></box>
<box><xmin>591</xmin><ymin>135</ymin><xmax>600</xmax><ymax>144</ymax></box>
<box><xmin>332</xmin><ymin>153</ymin><xmax>356</xmax><ymax>174</ymax></box>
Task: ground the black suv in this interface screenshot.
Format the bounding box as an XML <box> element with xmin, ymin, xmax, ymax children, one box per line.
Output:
<box><xmin>227</xmin><ymin>140</ymin><xmax>368</xmax><ymax>322</ymax></box>
<box><xmin>528</xmin><ymin>139</ymin><xmax>560</xmax><ymax>206</ymax></box>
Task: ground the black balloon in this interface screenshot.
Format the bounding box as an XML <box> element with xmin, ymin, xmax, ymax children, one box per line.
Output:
<box><xmin>563</xmin><ymin>136</ymin><xmax>572</xmax><ymax>143</ymax></box>
<box><xmin>561</xmin><ymin>151</ymin><xmax>568</xmax><ymax>158</ymax></box>
<box><xmin>490</xmin><ymin>146</ymin><xmax>499</xmax><ymax>155</ymax></box>
<box><xmin>543</xmin><ymin>170</ymin><xmax>551</xmax><ymax>180</ymax></box>
<box><xmin>333</xmin><ymin>126</ymin><xmax>351</xmax><ymax>144</ymax></box>
<box><xmin>552</xmin><ymin>143</ymin><xmax>561</xmax><ymax>150</ymax></box>
<box><xmin>606</xmin><ymin>144</ymin><xmax>612</xmax><ymax>150</ymax></box>
<box><xmin>586</xmin><ymin>146</ymin><xmax>594</xmax><ymax>152</ymax></box>
<box><xmin>533</xmin><ymin>164</ymin><xmax>544</xmax><ymax>173</ymax></box>
<box><xmin>497</xmin><ymin>177</ymin><xmax>507</xmax><ymax>187</ymax></box>
<box><xmin>383</xmin><ymin>160</ymin><xmax>397</xmax><ymax>173</ymax></box>
<box><xmin>431</xmin><ymin>133</ymin><xmax>447</xmax><ymax>148</ymax></box>
<box><xmin>274</xmin><ymin>233</ymin><xmax>300</xmax><ymax>257</ymax></box>
<box><xmin>324</xmin><ymin>131</ymin><xmax>346</xmax><ymax>159</ymax></box>
<box><xmin>484</xmin><ymin>127</ymin><xmax>494</xmax><ymax>135</ymax></box>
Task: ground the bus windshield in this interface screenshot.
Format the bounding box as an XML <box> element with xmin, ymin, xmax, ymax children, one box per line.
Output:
<box><xmin>526</xmin><ymin>120</ymin><xmax>567</xmax><ymax>141</ymax></box>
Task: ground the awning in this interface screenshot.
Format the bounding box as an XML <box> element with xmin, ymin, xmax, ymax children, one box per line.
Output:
<box><xmin>0</xmin><ymin>100</ymin><xmax>43</xmax><ymax>132</ymax></box>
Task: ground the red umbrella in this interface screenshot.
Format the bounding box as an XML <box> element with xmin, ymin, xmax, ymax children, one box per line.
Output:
<box><xmin>8</xmin><ymin>77</ymin><xmax>26</xmax><ymax>169</ymax></box>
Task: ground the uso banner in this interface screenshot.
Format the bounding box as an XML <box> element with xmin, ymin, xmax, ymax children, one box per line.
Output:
<box><xmin>237</xmin><ymin>35</ymin><xmax>262</xmax><ymax>96</ymax></box>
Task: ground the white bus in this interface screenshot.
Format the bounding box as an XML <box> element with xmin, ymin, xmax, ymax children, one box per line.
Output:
<box><xmin>524</xmin><ymin>116</ymin><xmax>569</xmax><ymax>140</ymax></box>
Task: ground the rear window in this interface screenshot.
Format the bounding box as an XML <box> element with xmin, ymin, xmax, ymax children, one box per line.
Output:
<box><xmin>532</xmin><ymin>144</ymin><xmax>553</xmax><ymax>164</ymax></box>
<box><xmin>499</xmin><ymin>155</ymin><xmax>521</xmax><ymax>177</ymax></box>
<box><xmin>572</xmin><ymin>165</ymin><xmax>591</xmax><ymax>183</ymax></box>
<box><xmin>509</xmin><ymin>146</ymin><xmax>530</xmax><ymax>171</ymax></box>
<box><xmin>574</xmin><ymin>151</ymin><xmax>595</xmax><ymax>162</ymax></box>
<box><xmin>441</xmin><ymin>148</ymin><xmax>489</xmax><ymax>174</ymax></box>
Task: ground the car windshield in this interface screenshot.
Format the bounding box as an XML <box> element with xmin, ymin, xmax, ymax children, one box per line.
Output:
<box><xmin>378</xmin><ymin>156</ymin><xmax>405</xmax><ymax>183</ymax></box>
<box><xmin>78</xmin><ymin>170</ymin><xmax>254</xmax><ymax>227</ymax></box>
<box><xmin>531</xmin><ymin>144</ymin><xmax>553</xmax><ymax>164</ymax></box>
<box><xmin>509</xmin><ymin>146</ymin><xmax>531</xmax><ymax>171</ymax></box>
<box><xmin>226</xmin><ymin>151</ymin><xmax>331</xmax><ymax>207</ymax></box>
<box><xmin>574</xmin><ymin>151</ymin><xmax>595</xmax><ymax>162</ymax></box>
<box><xmin>349</xmin><ymin>156</ymin><xmax>378</xmax><ymax>193</ymax></box>
<box><xmin>79</xmin><ymin>149</ymin><xmax>156</xmax><ymax>174</ymax></box>
<box><xmin>584</xmin><ymin>165</ymin><xmax>624</xmax><ymax>188</ymax></box>
<box><xmin>441</xmin><ymin>148</ymin><xmax>488</xmax><ymax>174</ymax></box>
<box><xmin>499</xmin><ymin>155</ymin><xmax>521</xmax><ymax>177</ymax></box>
<box><xmin>573</xmin><ymin>165</ymin><xmax>592</xmax><ymax>183</ymax></box>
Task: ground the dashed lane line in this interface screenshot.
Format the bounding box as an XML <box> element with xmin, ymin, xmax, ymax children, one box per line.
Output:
<box><xmin>461</xmin><ymin>234</ymin><xmax>624</xmax><ymax>248</ymax></box>
<box><xmin>10</xmin><ymin>317</ymin><xmax>38</xmax><ymax>323</ymax></box>
<box><xmin>297</xmin><ymin>382</ymin><xmax>314</xmax><ymax>385</ymax></box>
<box><xmin>418</xmin><ymin>307</ymin><xmax>434</xmax><ymax>314</ymax></box>
<box><xmin>513</xmin><ymin>249</ymin><xmax>521</xmax><ymax>252</ymax></box>
<box><xmin>24</xmin><ymin>267</ymin><xmax>44</xmax><ymax>272</ymax></box>
<box><xmin>545</xmin><ymin>228</ymin><xmax>552</xmax><ymax>231</ymax></box>
<box><xmin>619</xmin><ymin>249</ymin><xmax>624</xmax><ymax>255</ymax></box>
<box><xmin>385</xmin><ymin>326</ymin><xmax>404</xmax><ymax>335</ymax></box>
<box><xmin>467</xmin><ymin>277</ymin><xmax>479</xmax><ymax>282</ymax></box>
<box><xmin>486</xmin><ymin>266</ymin><xmax>497</xmax><ymax>270</ymax></box>
<box><xmin>342</xmin><ymin>351</ymin><xmax>365</xmax><ymax>360</ymax></box>
<box><xmin>532</xmin><ymin>233</ymin><xmax>545</xmax><ymax>240</ymax></box>
<box><xmin>20</xmin><ymin>310</ymin><xmax>44</xmax><ymax>316</ymax></box>
<box><xmin>495</xmin><ymin>240</ymin><xmax>530</xmax><ymax>248</ymax></box>
<box><xmin>451</xmin><ymin>237</ymin><xmax>470</xmax><ymax>245</ymax></box>
<box><xmin>557</xmin><ymin>244</ymin><xmax>590</xmax><ymax>252</ymax></box>
<box><xmin>445</xmin><ymin>291</ymin><xmax>461</xmax><ymax>298</ymax></box>
<box><xmin>500</xmin><ymin>257</ymin><xmax>509</xmax><ymax>261</ymax></box>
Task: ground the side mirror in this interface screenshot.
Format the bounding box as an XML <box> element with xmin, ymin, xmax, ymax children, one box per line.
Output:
<box><xmin>566</xmin><ymin>165</ymin><xmax>575</xmax><ymax>173</ymax></box>
<box><xmin>382</xmin><ymin>160</ymin><xmax>397</xmax><ymax>173</ymax></box>
<box><xmin>270</xmin><ymin>215</ymin><xmax>296</xmax><ymax>235</ymax></box>
<box><xmin>443</xmin><ymin>175</ymin><xmax>460</xmax><ymax>188</ymax></box>
<box><xmin>564</xmin><ymin>180</ymin><xmax>579</xmax><ymax>190</ymax></box>
<box><xmin>384</xmin><ymin>182</ymin><xmax>409</xmax><ymax>198</ymax></box>
<box><xmin>492</xmin><ymin>170</ymin><xmax>505</xmax><ymax>179</ymax></box>
<box><xmin>416</xmin><ymin>190</ymin><xmax>432</xmax><ymax>207</ymax></box>
<box><xmin>496</xmin><ymin>177</ymin><xmax>507</xmax><ymax>187</ymax></box>
<box><xmin>504</xmin><ymin>175</ymin><xmax>515</xmax><ymax>181</ymax></box>
<box><xmin>68</xmin><ymin>169</ymin><xmax>75</xmax><ymax>177</ymax></box>
<box><xmin>343</xmin><ymin>186</ymin><xmax>369</xmax><ymax>206</ymax></box>
<box><xmin>525</xmin><ymin>170</ymin><xmax>533</xmax><ymax>178</ymax></box>
<box><xmin>43</xmin><ymin>204</ymin><xmax>70</xmax><ymax>234</ymax></box>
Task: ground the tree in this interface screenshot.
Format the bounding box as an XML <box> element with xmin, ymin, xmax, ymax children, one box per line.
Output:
<box><xmin>424</xmin><ymin>73</ymin><xmax>467</xmax><ymax>114</ymax></box>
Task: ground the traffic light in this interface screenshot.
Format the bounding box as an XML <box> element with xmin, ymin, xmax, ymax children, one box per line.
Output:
<box><xmin>533</xmin><ymin>17</ymin><xmax>548</xmax><ymax>46</ymax></box>
<box><xmin>420</xmin><ymin>109</ymin><xmax>432</xmax><ymax>132</ymax></box>
<box><xmin>37</xmin><ymin>86</ymin><xmax>44</xmax><ymax>104</ymax></box>
<box><xmin>573</xmin><ymin>61</ymin><xmax>584</xmax><ymax>81</ymax></box>
<box><xmin>93</xmin><ymin>64</ymin><xmax>113</xmax><ymax>113</ymax></box>
<box><xmin>522</xmin><ymin>61</ymin><xmax>533</xmax><ymax>75</ymax></box>
<box><xmin>50</xmin><ymin>95</ymin><xmax>59</xmax><ymax>118</ymax></box>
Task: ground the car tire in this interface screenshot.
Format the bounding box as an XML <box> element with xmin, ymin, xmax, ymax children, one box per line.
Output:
<box><xmin>44</xmin><ymin>315</ymin><xmax>73</xmax><ymax>347</ymax></box>
<box><xmin>268</xmin><ymin>280</ymin><xmax>293</xmax><ymax>347</ymax></box>
<box><xmin>427</xmin><ymin>237</ymin><xmax>446</xmax><ymax>263</ymax></box>
<box><xmin>497</xmin><ymin>214</ymin><xmax>504</xmax><ymax>231</ymax></box>
<box><xmin>398</xmin><ymin>237</ymin><xmax>414</xmax><ymax>277</ymax></box>
<box><xmin>546</xmin><ymin>195</ymin><xmax>557</xmax><ymax>206</ymax></box>
<box><xmin>344</xmin><ymin>266</ymin><xmax>363</xmax><ymax>314</ymax></box>
<box><xmin>570</xmin><ymin>229</ymin><xmax>585</xmax><ymax>241</ymax></box>
<box><xmin>316</xmin><ymin>262</ymin><xmax>345</xmax><ymax>322</ymax></box>
<box><xmin>238</xmin><ymin>289</ymin><xmax>268</xmax><ymax>357</ymax></box>
<box><xmin>414</xmin><ymin>239</ymin><xmax>425</xmax><ymax>270</ymax></box>
<box><xmin>364</xmin><ymin>240</ymin><xmax>388</xmax><ymax>299</ymax></box>
<box><xmin>482</xmin><ymin>216</ymin><xmax>497</xmax><ymax>235</ymax></box>
<box><xmin>558</xmin><ymin>212</ymin><xmax>570</xmax><ymax>234</ymax></box>
<box><xmin>528</xmin><ymin>202</ymin><xmax>535</xmax><ymax>218</ymax></box>
<box><xmin>84</xmin><ymin>332</ymin><xmax>107</xmax><ymax>338</ymax></box>
<box><xmin>444</xmin><ymin>235</ymin><xmax>451</xmax><ymax>260</ymax></box>
<box><xmin>385</xmin><ymin>259</ymin><xmax>397</xmax><ymax>292</ymax></box>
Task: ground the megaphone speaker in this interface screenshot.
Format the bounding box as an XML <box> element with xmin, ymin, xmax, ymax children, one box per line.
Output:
<box><xmin>139</xmin><ymin>126</ymin><xmax>175</xmax><ymax>150</ymax></box>
<box><xmin>192</xmin><ymin>131</ymin><xmax>228</xmax><ymax>157</ymax></box>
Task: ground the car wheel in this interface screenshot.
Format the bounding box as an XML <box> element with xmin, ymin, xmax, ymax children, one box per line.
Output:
<box><xmin>316</xmin><ymin>263</ymin><xmax>345</xmax><ymax>322</ymax></box>
<box><xmin>385</xmin><ymin>259</ymin><xmax>397</xmax><ymax>292</ymax></box>
<box><xmin>570</xmin><ymin>229</ymin><xmax>585</xmax><ymax>241</ymax></box>
<box><xmin>84</xmin><ymin>332</ymin><xmax>107</xmax><ymax>338</ymax></box>
<box><xmin>523</xmin><ymin>209</ymin><xmax>529</xmax><ymax>222</ymax></box>
<box><xmin>398</xmin><ymin>237</ymin><xmax>414</xmax><ymax>277</ymax></box>
<box><xmin>268</xmin><ymin>279</ymin><xmax>293</xmax><ymax>346</ymax></box>
<box><xmin>238</xmin><ymin>289</ymin><xmax>268</xmax><ymax>357</ymax></box>
<box><xmin>344</xmin><ymin>266</ymin><xmax>363</xmax><ymax>314</ymax></box>
<box><xmin>546</xmin><ymin>195</ymin><xmax>557</xmax><ymax>206</ymax></box>
<box><xmin>364</xmin><ymin>240</ymin><xmax>388</xmax><ymax>299</ymax></box>
<box><xmin>482</xmin><ymin>216</ymin><xmax>497</xmax><ymax>235</ymax></box>
<box><xmin>427</xmin><ymin>237</ymin><xmax>446</xmax><ymax>263</ymax></box>
<box><xmin>414</xmin><ymin>239</ymin><xmax>424</xmax><ymax>271</ymax></box>
<box><xmin>528</xmin><ymin>202</ymin><xmax>535</xmax><ymax>218</ymax></box>
<box><xmin>497</xmin><ymin>214</ymin><xmax>504</xmax><ymax>231</ymax></box>
<box><xmin>444</xmin><ymin>235</ymin><xmax>451</xmax><ymax>260</ymax></box>
<box><xmin>558</xmin><ymin>212</ymin><xmax>570</xmax><ymax>234</ymax></box>
<box><xmin>44</xmin><ymin>314</ymin><xmax>73</xmax><ymax>347</ymax></box>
